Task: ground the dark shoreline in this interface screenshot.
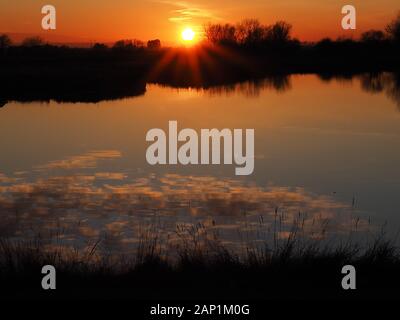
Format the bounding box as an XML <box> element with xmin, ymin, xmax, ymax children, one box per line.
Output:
<box><xmin>1</xmin><ymin>43</ymin><xmax>399</xmax><ymax>103</ymax></box>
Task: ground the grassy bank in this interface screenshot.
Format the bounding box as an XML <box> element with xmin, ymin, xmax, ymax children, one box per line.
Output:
<box><xmin>1</xmin><ymin>229</ymin><xmax>399</xmax><ymax>301</ymax></box>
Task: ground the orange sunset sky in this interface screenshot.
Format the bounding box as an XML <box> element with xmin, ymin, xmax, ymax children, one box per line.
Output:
<box><xmin>0</xmin><ymin>0</ymin><xmax>398</xmax><ymax>45</ymax></box>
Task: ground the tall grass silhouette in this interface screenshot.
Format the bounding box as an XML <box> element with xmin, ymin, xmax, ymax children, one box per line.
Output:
<box><xmin>1</xmin><ymin>216</ymin><xmax>399</xmax><ymax>300</ymax></box>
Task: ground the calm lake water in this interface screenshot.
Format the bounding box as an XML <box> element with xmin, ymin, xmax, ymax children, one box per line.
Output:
<box><xmin>1</xmin><ymin>73</ymin><xmax>400</xmax><ymax>254</ymax></box>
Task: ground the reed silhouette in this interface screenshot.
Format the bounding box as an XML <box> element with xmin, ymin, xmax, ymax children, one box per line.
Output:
<box><xmin>1</xmin><ymin>224</ymin><xmax>400</xmax><ymax>301</ymax></box>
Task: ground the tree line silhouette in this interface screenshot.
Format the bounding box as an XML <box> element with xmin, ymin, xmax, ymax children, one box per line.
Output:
<box><xmin>205</xmin><ymin>19</ymin><xmax>293</xmax><ymax>47</ymax></box>
<box><xmin>1</xmin><ymin>12</ymin><xmax>399</xmax><ymax>51</ymax></box>
<box><xmin>204</xmin><ymin>13</ymin><xmax>400</xmax><ymax>47</ymax></box>
<box><xmin>0</xmin><ymin>13</ymin><xmax>399</xmax><ymax>103</ymax></box>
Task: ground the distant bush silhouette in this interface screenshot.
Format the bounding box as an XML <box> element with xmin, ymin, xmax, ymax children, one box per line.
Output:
<box><xmin>147</xmin><ymin>39</ymin><xmax>161</xmax><ymax>49</ymax></box>
<box><xmin>133</xmin><ymin>39</ymin><xmax>145</xmax><ymax>48</ymax></box>
<box><xmin>386</xmin><ymin>12</ymin><xmax>400</xmax><ymax>42</ymax></box>
<box><xmin>113</xmin><ymin>39</ymin><xmax>131</xmax><ymax>48</ymax></box>
<box><xmin>22</xmin><ymin>36</ymin><xmax>45</xmax><ymax>47</ymax></box>
<box><xmin>113</xmin><ymin>39</ymin><xmax>144</xmax><ymax>52</ymax></box>
<box><xmin>315</xmin><ymin>37</ymin><xmax>333</xmax><ymax>50</ymax></box>
<box><xmin>92</xmin><ymin>42</ymin><xmax>108</xmax><ymax>50</ymax></box>
<box><xmin>0</xmin><ymin>34</ymin><xmax>12</xmax><ymax>49</ymax></box>
<box><xmin>361</xmin><ymin>30</ymin><xmax>385</xmax><ymax>43</ymax></box>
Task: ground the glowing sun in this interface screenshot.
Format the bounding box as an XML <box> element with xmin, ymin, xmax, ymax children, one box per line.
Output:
<box><xmin>182</xmin><ymin>28</ymin><xmax>195</xmax><ymax>41</ymax></box>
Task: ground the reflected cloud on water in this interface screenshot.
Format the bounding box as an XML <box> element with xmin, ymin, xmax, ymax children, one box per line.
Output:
<box><xmin>0</xmin><ymin>150</ymin><xmax>373</xmax><ymax>256</ymax></box>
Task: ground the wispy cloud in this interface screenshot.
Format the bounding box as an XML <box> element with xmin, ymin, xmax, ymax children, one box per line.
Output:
<box><xmin>154</xmin><ymin>0</ymin><xmax>221</xmax><ymax>24</ymax></box>
<box><xmin>169</xmin><ymin>17</ymin><xmax>191</xmax><ymax>22</ymax></box>
<box><xmin>35</xmin><ymin>150</ymin><xmax>122</xmax><ymax>171</ymax></box>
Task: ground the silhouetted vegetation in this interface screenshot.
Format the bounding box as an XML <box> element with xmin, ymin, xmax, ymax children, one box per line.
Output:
<box><xmin>205</xmin><ymin>19</ymin><xmax>294</xmax><ymax>48</ymax></box>
<box><xmin>361</xmin><ymin>30</ymin><xmax>385</xmax><ymax>43</ymax></box>
<box><xmin>113</xmin><ymin>38</ymin><xmax>145</xmax><ymax>51</ymax></box>
<box><xmin>1</xmin><ymin>227</ymin><xmax>400</xmax><ymax>301</ymax></box>
<box><xmin>0</xmin><ymin>13</ymin><xmax>400</xmax><ymax>103</ymax></box>
<box><xmin>21</xmin><ymin>36</ymin><xmax>45</xmax><ymax>47</ymax></box>
<box><xmin>147</xmin><ymin>39</ymin><xmax>161</xmax><ymax>49</ymax></box>
<box><xmin>0</xmin><ymin>34</ymin><xmax>11</xmax><ymax>49</ymax></box>
<box><xmin>386</xmin><ymin>12</ymin><xmax>400</xmax><ymax>42</ymax></box>
<box><xmin>1</xmin><ymin>15</ymin><xmax>400</xmax><ymax>303</ymax></box>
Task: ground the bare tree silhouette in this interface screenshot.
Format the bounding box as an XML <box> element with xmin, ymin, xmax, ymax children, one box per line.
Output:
<box><xmin>204</xmin><ymin>19</ymin><xmax>292</xmax><ymax>47</ymax></box>
<box><xmin>236</xmin><ymin>19</ymin><xmax>267</xmax><ymax>45</ymax></box>
<box><xmin>265</xmin><ymin>21</ymin><xmax>292</xmax><ymax>43</ymax></box>
<box><xmin>386</xmin><ymin>12</ymin><xmax>400</xmax><ymax>42</ymax></box>
<box><xmin>204</xmin><ymin>23</ymin><xmax>236</xmax><ymax>45</ymax></box>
